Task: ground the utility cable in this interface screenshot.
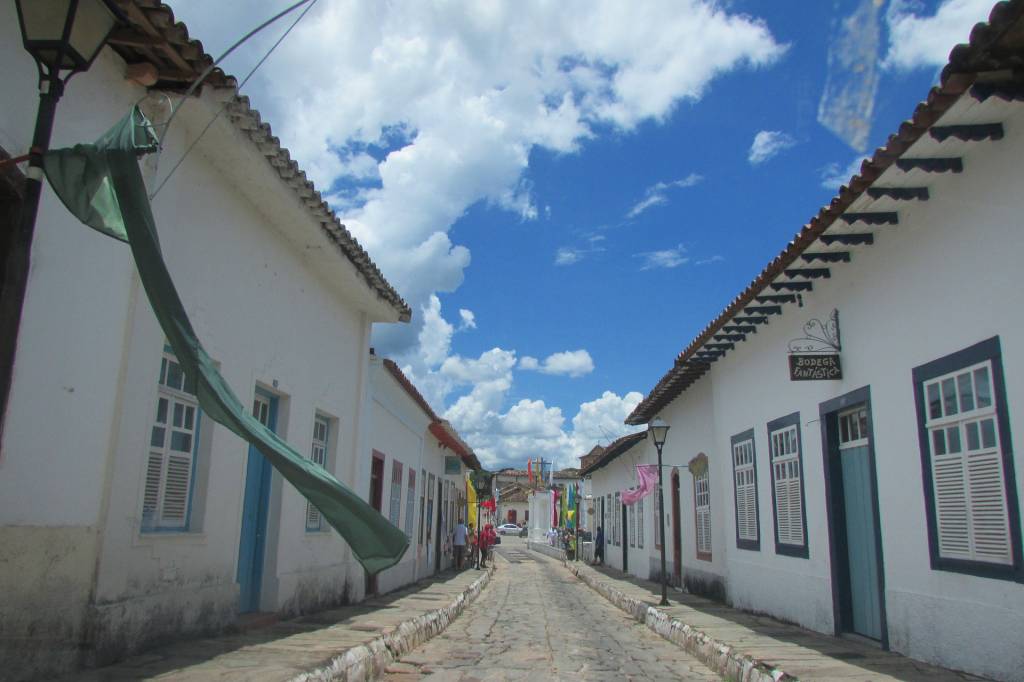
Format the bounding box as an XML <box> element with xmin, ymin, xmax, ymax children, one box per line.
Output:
<box><xmin>149</xmin><ymin>0</ymin><xmax>319</xmax><ymax>199</ymax></box>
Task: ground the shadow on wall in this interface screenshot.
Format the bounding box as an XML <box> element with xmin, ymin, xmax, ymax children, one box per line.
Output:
<box><xmin>281</xmin><ymin>576</ymin><xmax>354</xmax><ymax>619</ymax></box>
<box><xmin>683</xmin><ymin>573</ymin><xmax>727</xmax><ymax>604</ymax></box>
<box><xmin>649</xmin><ymin>566</ymin><xmax>728</xmax><ymax>604</ymax></box>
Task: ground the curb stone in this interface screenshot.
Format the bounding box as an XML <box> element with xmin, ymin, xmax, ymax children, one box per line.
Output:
<box><xmin>526</xmin><ymin>540</ymin><xmax>566</xmax><ymax>563</ymax></box>
<box><xmin>290</xmin><ymin>565</ymin><xmax>495</xmax><ymax>682</ymax></box>
<box><xmin>565</xmin><ymin>563</ymin><xmax>796</xmax><ymax>682</ymax></box>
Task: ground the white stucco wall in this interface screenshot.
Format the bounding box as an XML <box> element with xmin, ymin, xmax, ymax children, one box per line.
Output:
<box><xmin>365</xmin><ymin>361</ymin><xmax>470</xmax><ymax>595</ymax></box>
<box><xmin>366</xmin><ymin>360</ymin><xmax>428</xmax><ymax>595</ymax></box>
<box><xmin>0</xmin><ymin>11</ymin><xmax>406</xmax><ymax>675</ymax></box>
<box><xmin>641</xmin><ymin>96</ymin><xmax>1024</xmax><ymax>679</ymax></box>
<box><xmin>589</xmin><ymin>450</ymin><xmax>657</xmax><ymax>578</ymax></box>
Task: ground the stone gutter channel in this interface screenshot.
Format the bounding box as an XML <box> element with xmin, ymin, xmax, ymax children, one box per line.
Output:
<box><xmin>563</xmin><ymin>562</ymin><xmax>792</xmax><ymax>682</ymax></box>
<box><xmin>292</xmin><ymin>565</ymin><xmax>495</xmax><ymax>682</ymax></box>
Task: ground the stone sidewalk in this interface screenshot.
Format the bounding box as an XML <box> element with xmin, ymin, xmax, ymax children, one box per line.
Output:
<box><xmin>564</xmin><ymin>561</ymin><xmax>986</xmax><ymax>682</ymax></box>
<box><xmin>67</xmin><ymin>566</ymin><xmax>493</xmax><ymax>681</ymax></box>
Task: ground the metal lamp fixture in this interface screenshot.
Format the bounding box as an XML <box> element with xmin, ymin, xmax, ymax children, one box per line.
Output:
<box><xmin>16</xmin><ymin>0</ymin><xmax>121</xmax><ymax>77</ymax></box>
<box><xmin>1</xmin><ymin>0</ymin><xmax>123</xmax><ymax>441</ymax></box>
<box><xmin>649</xmin><ymin>416</ymin><xmax>670</xmax><ymax>448</ymax></box>
<box><xmin>648</xmin><ymin>416</ymin><xmax>671</xmax><ymax>606</ymax></box>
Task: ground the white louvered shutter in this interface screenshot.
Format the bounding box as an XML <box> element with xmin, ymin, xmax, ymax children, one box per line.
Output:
<box><xmin>306</xmin><ymin>416</ymin><xmax>330</xmax><ymax>530</ymax></box>
<box><xmin>629</xmin><ymin>501</ymin><xmax>636</xmax><ymax>547</ymax></box>
<box><xmin>637</xmin><ymin>496</ymin><xmax>645</xmax><ymax>548</ymax></box>
<box><xmin>404</xmin><ymin>469</ymin><xmax>416</xmax><ymax>538</ymax></box>
<box><xmin>733</xmin><ymin>439</ymin><xmax>757</xmax><ymax>542</ymax></box>
<box><xmin>143</xmin><ymin>353</ymin><xmax>199</xmax><ymax>531</ymax></box>
<box><xmin>926</xmin><ymin>362</ymin><xmax>1012</xmax><ymax>565</ymax></box>
<box><xmin>771</xmin><ymin>426</ymin><xmax>804</xmax><ymax>547</ymax></box>
<box><xmin>695</xmin><ymin>471</ymin><xmax>711</xmax><ymax>556</ymax></box>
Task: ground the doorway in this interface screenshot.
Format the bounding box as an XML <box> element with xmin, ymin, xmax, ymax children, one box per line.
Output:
<box><xmin>434</xmin><ymin>478</ymin><xmax>443</xmax><ymax>574</ymax></box>
<box><xmin>0</xmin><ymin>147</ymin><xmax>26</xmax><ymax>441</ymax></box>
<box><xmin>671</xmin><ymin>469</ymin><xmax>682</xmax><ymax>587</ymax></box>
<box><xmin>366</xmin><ymin>451</ymin><xmax>385</xmax><ymax>595</ymax></box>
<box><xmin>820</xmin><ymin>390</ymin><xmax>888</xmax><ymax>647</ymax></box>
<box><xmin>621</xmin><ymin>500</ymin><xmax>628</xmax><ymax>571</ymax></box>
<box><xmin>237</xmin><ymin>389</ymin><xmax>277</xmax><ymax>613</ymax></box>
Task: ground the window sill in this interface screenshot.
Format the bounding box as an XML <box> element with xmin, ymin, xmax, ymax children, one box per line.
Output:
<box><xmin>775</xmin><ymin>542</ymin><xmax>810</xmax><ymax>559</ymax></box>
<box><xmin>931</xmin><ymin>556</ymin><xmax>1023</xmax><ymax>582</ymax></box>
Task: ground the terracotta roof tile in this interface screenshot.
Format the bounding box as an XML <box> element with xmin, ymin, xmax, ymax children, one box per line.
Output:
<box><xmin>109</xmin><ymin>1</ymin><xmax>411</xmax><ymax>321</ymax></box>
<box><xmin>580</xmin><ymin>431</ymin><xmax>647</xmax><ymax>476</ymax></box>
<box><xmin>628</xmin><ymin>0</ymin><xmax>1024</xmax><ymax>424</ymax></box>
<box><xmin>381</xmin><ymin>358</ymin><xmax>480</xmax><ymax>469</ymax></box>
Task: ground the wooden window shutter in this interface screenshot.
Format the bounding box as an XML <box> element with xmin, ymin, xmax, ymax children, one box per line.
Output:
<box><xmin>143</xmin><ymin>351</ymin><xmax>200</xmax><ymax>532</ymax></box>
<box><xmin>770</xmin><ymin>422</ymin><xmax>805</xmax><ymax>551</ymax></box>
<box><xmin>925</xmin><ymin>361</ymin><xmax>1013</xmax><ymax>565</ymax></box>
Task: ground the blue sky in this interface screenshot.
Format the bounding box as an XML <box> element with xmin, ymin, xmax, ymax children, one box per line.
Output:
<box><xmin>172</xmin><ymin>0</ymin><xmax>993</xmax><ymax>469</ymax></box>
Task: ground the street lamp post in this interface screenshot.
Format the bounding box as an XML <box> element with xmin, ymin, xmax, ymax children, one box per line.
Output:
<box><xmin>649</xmin><ymin>416</ymin><xmax>671</xmax><ymax>607</ymax></box>
<box><xmin>2</xmin><ymin>1</ymin><xmax>122</xmax><ymax>436</ymax></box>
<box><xmin>475</xmin><ymin>496</ymin><xmax>482</xmax><ymax>570</ymax></box>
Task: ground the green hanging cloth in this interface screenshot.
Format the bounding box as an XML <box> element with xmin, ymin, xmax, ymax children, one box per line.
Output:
<box><xmin>42</xmin><ymin>107</ymin><xmax>408</xmax><ymax>575</ymax></box>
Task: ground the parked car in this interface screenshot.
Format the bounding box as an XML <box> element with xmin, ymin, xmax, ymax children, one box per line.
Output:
<box><xmin>497</xmin><ymin>523</ymin><xmax>520</xmax><ymax>535</ymax></box>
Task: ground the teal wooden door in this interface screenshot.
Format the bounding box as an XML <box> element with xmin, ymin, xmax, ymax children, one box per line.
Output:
<box><xmin>237</xmin><ymin>390</ymin><xmax>277</xmax><ymax>613</ymax></box>
<box><xmin>839</xmin><ymin>408</ymin><xmax>882</xmax><ymax>640</ymax></box>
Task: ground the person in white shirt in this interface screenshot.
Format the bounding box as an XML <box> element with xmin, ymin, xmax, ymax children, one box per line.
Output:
<box><xmin>453</xmin><ymin>518</ymin><xmax>468</xmax><ymax>570</ymax></box>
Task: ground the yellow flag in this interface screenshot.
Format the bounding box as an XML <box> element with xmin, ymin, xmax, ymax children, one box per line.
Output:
<box><xmin>466</xmin><ymin>473</ymin><xmax>478</xmax><ymax>529</ymax></box>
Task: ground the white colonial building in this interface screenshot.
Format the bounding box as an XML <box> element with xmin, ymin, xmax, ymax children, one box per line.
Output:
<box><xmin>365</xmin><ymin>357</ymin><xmax>478</xmax><ymax>595</ymax></box>
<box><xmin>594</xmin><ymin>8</ymin><xmax>1024</xmax><ymax>680</ymax></box>
<box><xmin>0</xmin><ymin>3</ymin><xmax>470</xmax><ymax>679</ymax></box>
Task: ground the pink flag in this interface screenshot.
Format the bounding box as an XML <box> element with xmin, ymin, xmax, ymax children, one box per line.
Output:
<box><xmin>621</xmin><ymin>464</ymin><xmax>658</xmax><ymax>505</ymax></box>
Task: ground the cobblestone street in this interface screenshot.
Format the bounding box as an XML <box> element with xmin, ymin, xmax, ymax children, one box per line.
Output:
<box><xmin>382</xmin><ymin>538</ymin><xmax>720</xmax><ymax>681</ymax></box>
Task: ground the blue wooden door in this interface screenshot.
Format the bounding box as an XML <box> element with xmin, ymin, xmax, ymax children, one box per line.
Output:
<box><xmin>839</xmin><ymin>408</ymin><xmax>882</xmax><ymax>640</ymax></box>
<box><xmin>237</xmin><ymin>390</ymin><xmax>277</xmax><ymax>613</ymax></box>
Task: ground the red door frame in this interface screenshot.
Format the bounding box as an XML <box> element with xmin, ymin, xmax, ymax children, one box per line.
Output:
<box><xmin>672</xmin><ymin>469</ymin><xmax>683</xmax><ymax>587</ymax></box>
<box><xmin>366</xmin><ymin>450</ymin><xmax>386</xmax><ymax>595</ymax></box>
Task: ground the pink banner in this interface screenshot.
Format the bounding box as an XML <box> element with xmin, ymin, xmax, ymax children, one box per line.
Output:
<box><xmin>621</xmin><ymin>464</ymin><xmax>658</xmax><ymax>505</ymax></box>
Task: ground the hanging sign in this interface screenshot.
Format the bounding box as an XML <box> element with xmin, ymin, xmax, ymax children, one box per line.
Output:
<box><xmin>444</xmin><ymin>456</ymin><xmax>461</xmax><ymax>474</ymax></box>
<box><xmin>788</xmin><ymin>309</ymin><xmax>842</xmax><ymax>381</ymax></box>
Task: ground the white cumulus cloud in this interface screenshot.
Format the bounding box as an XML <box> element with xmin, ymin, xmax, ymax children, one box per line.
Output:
<box><xmin>748</xmin><ymin>130</ymin><xmax>796</xmax><ymax>164</ymax></box>
<box><xmin>502</xmin><ymin>399</ymin><xmax>565</xmax><ymax>437</ymax></box>
<box><xmin>884</xmin><ymin>0</ymin><xmax>993</xmax><ymax>70</ymax></box>
<box><xmin>518</xmin><ymin>350</ymin><xmax>594</xmax><ymax>378</ymax></box>
<box><xmin>169</xmin><ymin>1</ymin><xmax>784</xmax><ymax>359</ymax></box>
<box><xmin>458</xmin><ymin>308</ymin><xmax>476</xmax><ymax>330</ymax></box>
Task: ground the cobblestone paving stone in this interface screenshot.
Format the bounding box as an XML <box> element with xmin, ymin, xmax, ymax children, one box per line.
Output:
<box><xmin>382</xmin><ymin>538</ymin><xmax>722</xmax><ymax>681</ymax></box>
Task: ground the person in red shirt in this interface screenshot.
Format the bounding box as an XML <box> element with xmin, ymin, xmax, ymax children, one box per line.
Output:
<box><xmin>480</xmin><ymin>524</ymin><xmax>498</xmax><ymax>568</ymax></box>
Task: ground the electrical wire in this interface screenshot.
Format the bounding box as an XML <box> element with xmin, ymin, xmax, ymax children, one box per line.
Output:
<box><xmin>148</xmin><ymin>0</ymin><xmax>319</xmax><ymax>199</ymax></box>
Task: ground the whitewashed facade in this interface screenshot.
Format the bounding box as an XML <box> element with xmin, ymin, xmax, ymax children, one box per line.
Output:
<box><xmin>612</xmin><ymin>53</ymin><xmax>1024</xmax><ymax>682</ymax></box>
<box><xmin>0</xmin><ymin>6</ymin><xmax>413</xmax><ymax>679</ymax></box>
<box><xmin>365</xmin><ymin>358</ymin><xmax>476</xmax><ymax>595</ymax></box>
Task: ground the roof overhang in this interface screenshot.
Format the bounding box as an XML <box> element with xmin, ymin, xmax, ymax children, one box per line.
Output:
<box><xmin>628</xmin><ymin>0</ymin><xmax>1024</xmax><ymax>425</ymax></box>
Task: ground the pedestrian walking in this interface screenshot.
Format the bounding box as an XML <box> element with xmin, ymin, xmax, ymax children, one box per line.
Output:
<box><xmin>593</xmin><ymin>526</ymin><xmax>604</xmax><ymax>565</ymax></box>
<box><xmin>453</xmin><ymin>517</ymin><xmax>468</xmax><ymax>570</ymax></box>
<box><xmin>480</xmin><ymin>524</ymin><xmax>497</xmax><ymax>568</ymax></box>
<box><xmin>469</xmin><ymin>524</ymin><xmax>479</xmax><ymax>568</ymax></box>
